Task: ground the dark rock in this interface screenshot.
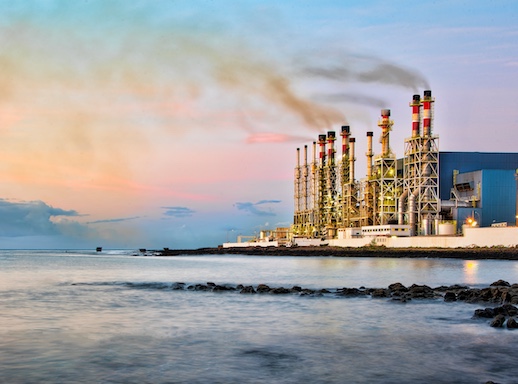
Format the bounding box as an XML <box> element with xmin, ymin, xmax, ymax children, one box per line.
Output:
<box><xmin>240</xmin><ymin>286</ymin><xmax>256</xmax><ymax>294</ymax></box>
<box><xmin>337</xmin><ymin>287</ymin><xmax>362</xmax><ymax>296</ymax></box>
<box><xmin>443</xmin><ymin>291</ymin><xmax>457</xmax><ymax>302</ymax></box>
<box><xmin>408</xmin><ymin>284</ymin><xmax>435</xmax><ymax>299</ymax></box>
<box><xmin>171</xmin><ymin>282</ymin><xmax>185</xmax><ymax>290</ymax></box>
<box><xmin>207</xmin><ymin>282</ymin><xmax>216</xmax><ymax>287</ymax></box>
<box><xmin>318</xmin><ymin>289</ymin><xmax>330</xmax><ymax>294</ymax></box>
<box><xmin>301</xmin><ymin>288</ymin><xmax>316</xmax><ymax>295</ymax></box>
<box><xmin>490</xmin><ymin>314</ymin><xmax>506</xmax><ymax>327</ymax></box>
<box><xmin>291</xmin><ymin>286</ymin><xmax>302</xmax><ymax>292</ymax></box>
<box><xmin>271</xmin><ymin>287</ymin><xmax>291</xmax><ymax>294</ymax></box>
<box><xmin>506</xmin><ymin>317</ymin><xmax>518</xmax><ymax>329</ymax></box>
<box><xmin>256</xmin><ymin>284</ymin><xmax>271</xmax><ymax>293</ymax></box>
<box><xmin>236</xmin><ymin>284</ymin><xmax>244</xmax><ymax>290</ymax></box>
<box><xmin>194</xmin><ymin>284</ymin><xmax>210</xmax><ymax>291</ymax></box>
<box><xmin>499</xmin><ymin>304</ymin><xmax>518</xmax><ymax>316</ymax></box>
<box><xmin>371</xmin><ymin>288</ymin><xmax>389</xmax><ymax>298</ymax></box>
<box><xmin>212</xmin><ymin>285</ymin><xmax>235</xmax><ymax>292</ymax></box>
<box><xmin>490</xmin><ymin>280</ymin><xmax>510</xmax><ymax>287</ymax></box>
<box><xmin>388</xmin><ymin>282</ymin><xmax>408</xmax><ymax>292</ymax></box>
<box><xmin>473</xmin><ymin>308</ymin><xmax>495</xmax><ymax>318</ymax></box>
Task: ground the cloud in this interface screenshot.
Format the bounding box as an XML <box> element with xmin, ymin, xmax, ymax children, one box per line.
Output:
<box><xmin>162</xmin><ymin>206</ymin><xmax>196</xmax><ymax>218</ymax></box>
<box><xmin>0</xmin><ymin>198</ymin><xmax>81</xmax><ymax>237</ymax></box>
<box><xmin>86</xmin><ymin>216</ymin><xmax>141</xmax><ymax>224</ymax></box>
<box><xmin>234</xmin><ymin>200</ymin><xmax>281</xmax><ymax>216</ymax></box>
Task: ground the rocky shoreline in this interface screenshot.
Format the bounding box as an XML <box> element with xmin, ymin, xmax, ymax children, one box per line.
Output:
<box><xmin>156</xmin><ymin>245</ymin><xmax>518</xmax><ymax>260</ymax></box>
<box><xmin>126</xmin><ymin>279</ymin><xmax>518</xmax><ymax>329</ymax></box>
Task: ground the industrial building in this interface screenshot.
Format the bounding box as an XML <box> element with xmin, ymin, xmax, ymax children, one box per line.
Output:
<box><xmin>290</xmin><ymin>90</ymin><xmax>518</xmax><ymax>246</ymax></box>
<box><xmin>223</xmin><ymin>90</ymin><xmax>518</xmax><ymax>249</ymax></box>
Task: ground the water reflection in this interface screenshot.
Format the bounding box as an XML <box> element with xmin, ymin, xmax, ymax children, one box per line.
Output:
<box><xmin>463</xmin><ymin>260</ymin><xmax>479</xmax><ymax>285</ymax></box>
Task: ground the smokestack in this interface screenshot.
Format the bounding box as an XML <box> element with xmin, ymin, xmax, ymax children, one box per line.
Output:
<box><xmin>340</xmin><ymin>125</ymin><xmax>350</xmax><ymax>157</ymax></box>
<box><xmin>349</xmin><ymin>137</ymin><xmax>355</xmax><ymax>184</ymax></box>
<box><xmin>296</xmin><ymin>148</ymin><xmax>300</xmax><ymax>168</ymax></box>
<box><xmin>378</xmin><ymin>109</ymin><xmax>393</xmax><ymax>157</ymax></box>
<box><xmin>422</xmin><ymin>90</ymin><xmax>433</xmax><ymax>137</ymax></box>
<box><xmin>318</xmin><ymin>134</ymin><xmax>326</xmax><ymax>166</ymax></box>
<box><xmin>410</xmin><ymin>94</ymin><xmax>421</xmax><ymax>138</ymax></box>
<box><xmin>327</xmin><ymin>131</ymin><xmax>336</xmax><ymax>166</ymax></box>
<box><xmin>366</xmin><ymin>131</ymin><xmax>374</xmax><ymax>178</ymax></box>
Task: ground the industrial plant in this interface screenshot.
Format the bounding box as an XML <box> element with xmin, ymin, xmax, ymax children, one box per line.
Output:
<box><xmin>224</xmin><ymin>90</ymin><xmax>518</xmax><ymax>248</ymax></box>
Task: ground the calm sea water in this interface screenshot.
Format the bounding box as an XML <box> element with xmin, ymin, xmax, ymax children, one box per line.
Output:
<box><xmin>1</xmin><ymin>250</ymin><xmax>517</xmax><ymax>384</ymax></box>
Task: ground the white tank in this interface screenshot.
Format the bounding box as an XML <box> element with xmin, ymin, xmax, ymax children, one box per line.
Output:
<box><xmin>438</xmin><ymin>223</ymin><xmax>455</xmax><ymax>235</ymax></box>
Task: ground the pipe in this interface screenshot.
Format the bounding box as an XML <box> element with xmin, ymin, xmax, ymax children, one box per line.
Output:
<box><xmin>366</xmin><ymin>131</ymin><xmax>374</xmax><ymax>179</ymax></box>
<box><xmin>410</xmin><ymin>94</ymin><xmax>421</xmax><ymax>138</ymax></box>
<box><xmin>398</xmin><ymin>189</ymin><xmax>409</xmax><ymax>225</ymax></box>
<box><xmin>349</xmin><ymin>138</ymin><xmax>355</xmax><ymax>184</ymax></box>
<box><xmin>408</xmin><ymin>189</ymin><xmax>420</xmax><ymax>236</ymax></box>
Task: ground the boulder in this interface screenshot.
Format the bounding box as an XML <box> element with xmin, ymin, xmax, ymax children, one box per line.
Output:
<box><xmin>490</xmin><ymin>280</ymin><xmax>510</xmax><ymax>287</ymax></box>
<box><xmin>240</xmin><ymin>285</ymin><xmax>256</xmax><ymax>294</ymax></box>
<box><xmin>506</xmin><ymin>317</ymin><xmax>518</xmax><ymax>329</ymax></box>
<box><xmin>371</xmin><ymin>288</ymin><xmax>389</xmax><ymax>298</ymax></box>
<box><xmin>444</xmin><ymin>291</ymin><xmax>457</xmax><ymax>302</ymax></box>
<box><xmin>388</xmin><ymin>282</ymin><xmax>408</xmax><ymax>292</ymax></box>
<box><xmin>408</xmin><ymin>284</ymin><xmax>435</xmax><ymax>299</ymax></box>
<box><xmin>473</xmin><ymin>308</ymin><xmax>495</xmax><ymax>318</ymax></box>
<box><xmin>171</xmin><ymin>282</ymin><xmax>185</xmax><ymax>290</ymax></box>
<box><xmin>490</xmin><ymin>314</ymin><xmax>506</xmax><ymax>328</ymax></box>
<box><xmin>271</xmin><ymin>287</ymin><xmax>291</xmax><ymax>294</ymax></box>
<box><xmin>256</xmin><ymin>284</ymin><xmax>271</xmax><ymax>293</ymax></box>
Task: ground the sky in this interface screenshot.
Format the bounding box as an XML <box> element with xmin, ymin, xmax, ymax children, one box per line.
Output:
<box><xmin>0</xmin><ymin>0</ymin><xmax>517</xmax><ymax>249</ymax></box>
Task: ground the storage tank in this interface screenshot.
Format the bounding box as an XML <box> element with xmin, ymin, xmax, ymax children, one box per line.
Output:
<box><xmin>438</xmin><ymin>223</ymin><xmax>456</xmax><ymax>235</ymax></box>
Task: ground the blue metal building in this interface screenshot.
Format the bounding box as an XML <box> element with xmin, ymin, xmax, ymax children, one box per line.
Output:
<box><xmin>438</xmin><ymin>152</ymin><xmax>518</xmax><ymax>230</ymax></box>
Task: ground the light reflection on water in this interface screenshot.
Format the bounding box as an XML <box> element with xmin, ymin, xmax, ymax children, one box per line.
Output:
<box><xmin>0</xmin><ymin>250</ymin><xmax>517</xmax><ymax>383</ymax></box>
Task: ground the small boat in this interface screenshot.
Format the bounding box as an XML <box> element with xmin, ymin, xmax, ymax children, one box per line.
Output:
<box><xmin>96</xmin><ymin>247</ymin><xmax>102</xmax><ymax>252</ymax></box>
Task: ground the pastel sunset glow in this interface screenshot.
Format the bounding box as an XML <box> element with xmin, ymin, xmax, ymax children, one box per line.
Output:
<box><xmin>1</xmin><ymin>1</ymin><xmax>517</xmax><ymax>249</ymax></box>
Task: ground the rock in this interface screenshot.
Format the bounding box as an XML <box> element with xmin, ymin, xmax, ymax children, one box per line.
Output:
<box><xmin>473</xmin><ymin>308</ymin><xmax>495</xmax><ymax>318</ymax></box>
<box><xmin>371</xmin><ymin>288</ymin><xmax>389</xmax><ymax>298</ymax></box>
<box><xmin>408</xmin><ymin>284</ymin><xmax>435</xmax><ymax>299</ymax></box>
<box><xmin>388</xmin><ymin>282</ymin><xmax>408</xmax><ymax>292</ymax></box>
<box><xmin>490</xmin><ymin>314</ymin><xmax>506</xmax><ymax>327</ymax></box>
<box><xmin>337</xmin><ymin>287</ymin><xmax>363</xmax><ymax>296</ymax></box>
<box><xmin>490</xmin><ymin>280</ymin><xmax>510</xmax><ymax>287</ymax></box>
<box><xmin>506</xmin><ymin>317</ymin><xmax>518</xmax><ymax>329</ymax></box>
<box><xmin>207</xmin><ymin>282</ymin><xmax>216</xmax><ymax>287</ymax></box>
<box><xmin>256</xmin><ymin>284</ymin><xmax>271</xmax><ymax>293</ymax></box>
<box><xmin>240</xmin><ymin>285</ymin><xmax>256</xmax><ymax>294</ymax></box>
<box><xmin>444</xmin><ymin>291</ymin><xmax>457</xmax><ymax>302</ymax></box>
<box><xmin>271</xmin><ymin>287</ymin><xmax>291</xmax><ymax>294</ymax></box>
<box><xmin>212</xmin><ymin>285</ymin><xmax>235</xmax><ymax>292</ymax></box>
<box><xmin>291</xmin><ymin>286</ymin><xmax>302</xmax><ymax>292</ymax></box>
<box><xmin>171</xmin><ymin>282</ymin><xmax>185</xmax><ymax>290</ymax></box>
<box><xmin>194</xmin><ymin>284</ymin><xmax>210</xmax><ymax>291</ymax></box>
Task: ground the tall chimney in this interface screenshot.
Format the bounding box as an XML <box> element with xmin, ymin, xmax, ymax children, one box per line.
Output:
<box><xmin>422</xmin><ymin>90</ymin><xmax>433</xmax><ymax>137</ymax></box>
<box><xmin>366</xmin><ymin>131</ymin><xmax>374</xmax><ymax>178</ymax></box>
<box><xmin>327</xmin><ymin>131</ymin><xmax>336</xmax><ymax>166</ymax></box>
<box><xmin>378</xmin><ymin>109</ymin><xmax>393</xmax><ymax>157</ymax></box>
<box><xmin>349</xmin><ymin>137</ymin><xmax>355</xmax><ymax>184</ymax></box>
<box><xmin>318</xmin><ymin>134</ymin><xmax>327</xmax><ymax>166</ymax></box>
<box><xmin>340</xmin><ymin>125</ymin><xmax>350</xmax><ymax>157</ymax></box>
<box><xmin>410</xmin><ymin>94</ymin><xmax>421</xmax><ymax>138</ymax></box>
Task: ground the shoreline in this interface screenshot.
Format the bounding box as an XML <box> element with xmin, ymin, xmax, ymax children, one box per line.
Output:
<box><xmin>156</xmin><ymin>245</ymin><xmax>518</xmax><ymax>260</ymax></box>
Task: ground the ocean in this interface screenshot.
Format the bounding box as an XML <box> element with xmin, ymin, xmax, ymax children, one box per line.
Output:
<box><xmin>0</xmin><ymin>249</ymin><xmax>517</xmax><ymax>383</ymax></box>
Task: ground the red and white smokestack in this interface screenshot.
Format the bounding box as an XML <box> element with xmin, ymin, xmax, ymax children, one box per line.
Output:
<box><xmin>318</xmin><ymin>134</ymin><xmax>327</xmax><ymax>167</ymax></box>
<box><xmin>366</xmin><ymin>131</ymin><xmax>374</xmax><ymax>179</ymax></box>
<box><xmin>327</xmin><ymin>131</ymin><xmax>336</xmax><ymax>166</ymax></box>
<box><xmin>378</xmin><ymin>109</ymin><xmax>392</xmax><ymax>157</ymax></box>
<box><xmin>340</xmin><ymin>125</ymin><xmax>350</xmax><ymax>157</ymax></box>
<box><xmin>410</xmin><ymin>94</ymin><xmax>421</xmax><ymax>138</ymax></box>
<box><xmin>422</xmin><ymin>90</ymin><xmax>433</xmax><ymax>137</ymax></box>
<box><xmin>349</xmin><ymin>137</ymin><xmax>355</xmax><ymax>184</ymax></box>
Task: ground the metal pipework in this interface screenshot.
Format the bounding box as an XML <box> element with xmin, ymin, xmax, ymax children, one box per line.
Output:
<box><xmin>410</xmin><ymin>94</ymin><xmax>421</xmax><ymax>138</ymax></box>
<box><xmin>349</xmin><ymin>137</ymin><xmax>356</xmax><ymax>184</ymax></box>
<box><xmin>378</xmin><ymin>109</ymin><xmax>393</xmax><ymax>157</ymax></box>
<box><xmin>366</xmin><ymin>131</ymin><xmax>374</xmax><ymax>179</ymax></box>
